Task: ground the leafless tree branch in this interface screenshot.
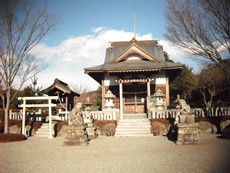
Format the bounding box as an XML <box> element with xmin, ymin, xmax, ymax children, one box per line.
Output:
<box><xmin>165</xmin><ymin>0</ymin><xmax>230</xmax><ymax>84</ymax></box>
<box><xmin>0</xmin><ymin>0</ymin><xmax>59</xmax><ymax>133</ymax></box>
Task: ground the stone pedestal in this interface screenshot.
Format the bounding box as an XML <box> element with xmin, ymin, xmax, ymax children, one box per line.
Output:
<box><xmin>64</xmin><ymin>102</ymin><xmax>89</xmax><ymax>146</ymax></box>
<box><xmin>175</xmin><ymin>95</ymin><xmax>200</xmax><ymax>145</ymax></box>
<box><xmin>177</xmin><ymin>123</ymin><xmax>200</xmax><ymax>145</ymax></box>
<box><xmin>64</xmin><ymin>125</ymin><xmax>88</xmax><ymax>146</ymax></box>
<box><xmin>179</xmin><ymin>114</ymin><xmax>195</xmax><ymax>124</ymax></box>
<box><xmin>176</xmin><ymin>114</ymin><xmax>200</xmax><ymax>145</ymax></box>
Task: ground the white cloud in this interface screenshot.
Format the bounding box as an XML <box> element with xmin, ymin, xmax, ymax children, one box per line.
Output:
<box><xmin>27</xmin><ymin>27</ymin><xmax>199</xmax><ymax>91</ymax></box>
<box><xmin>158</xmin><ymin>40</ymin><xmax>190</xmax><ymax>62</ymax></box>
<box><xmin>91</xmin><ymin>26</ymin><xmax>106</xmax><ymax>33</ymax></box>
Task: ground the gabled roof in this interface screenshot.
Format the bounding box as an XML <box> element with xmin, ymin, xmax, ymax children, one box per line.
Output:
<box><xmin>42</xmin><ymin>78</ymin><xmax>80</xmax><ymax>96</ymax></box>
<box><xmin>112</xmin><ymin>43</ymin><xmax>161</xmax><ymax>63</ymax></box>
<box><xmin>84</xmin><ymin>38</ymin><xmax>184</xmax><ymax>75</ymax></box>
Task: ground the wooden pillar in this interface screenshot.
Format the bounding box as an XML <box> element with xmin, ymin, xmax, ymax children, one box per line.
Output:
<box><xmin>101</xmin><ymin>80</ymin><xmax>105</xmax><ymax>110</ymax></box>
<box><xmin>135</xmin><ymin>94</ymin><xmax>137</xmax><ymax>113</ymax></box>
<box><xmin>22</xmin><ymin>99</ymin><xmax>26</xmax><ymax>136</ymax></box>
<box><xmin>119</xmin><ymin>80</ymin><xmax>123</xmax><ymax>119</ymax></box>
<box><xmin>48</xmin><ymin>98</ymin><xmax>53</xmax><ymax>139</ymax></box>
<box><xmin>147</xmin><ymin>78</ymin><xmax>151</xmax><ymax>98</ymax></box>
<box><xmin>166</xmin><ymin>77</ymin><xmax>170</xmax><ymax>106</ymax></box>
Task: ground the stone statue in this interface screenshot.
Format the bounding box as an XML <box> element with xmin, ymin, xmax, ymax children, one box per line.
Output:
<box><xmin>64</xmin><ymin>102</ymin><xmax>88</xmax><ymax>146</ymax></box>
<box><xmin>174</xmin><ymin>94</ymin><xmax>200</xmax><ymax>145</ymax></box>
<box><xmin>68</xmin><ymin>102</ymin><xmax>83</xmax><ymax>126</ymax></box>
<box><xmin>175</xmin><ymin>94</ymin><xmax>191</xmax><ymax>114</ymax></box>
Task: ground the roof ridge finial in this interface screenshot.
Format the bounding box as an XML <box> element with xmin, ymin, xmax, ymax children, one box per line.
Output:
<box><xmin>133</xmin><ymin>0</ymin><xmax>136</xmax><ymax>40</ymax></box>
<box><xmin>133</xmin><ymin>12</ymin><xmax>136</xmax><ymax>40</ymax></box>
<box><xmin>133</xmin><ymin>11</ymin><xmax>136</xmax><ymax>40</ymax></box>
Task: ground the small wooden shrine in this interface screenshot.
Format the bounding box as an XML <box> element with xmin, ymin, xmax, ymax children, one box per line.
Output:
<box><xmin>84</xmin><ymin>38</ymin><xmax>184</xmax><ymax>118</ymax></box>
<box><xmin>42</xmin><ymin>78</ymin><xmax>80</xmax><ymax>111</ymax></box>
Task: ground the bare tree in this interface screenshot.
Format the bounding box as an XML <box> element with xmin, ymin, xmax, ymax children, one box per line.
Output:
<box><xmin>0</xmin><ymin>0</ymin><xmax>59</xmax><ymax>133</ymax></box>
<box><xmin>198</xmin><ymin>62</ymin><xmax>227</xmax><ymax>108</ymax></box>
<box><xmin>165</xmin><ymin>0</ymin><xmax>230</xmax><ymax>84</ymax></box>
<box><xmin>70</xmin><ymin>81</ymin><xmax>93</xmax><ymax>103</ymax></box>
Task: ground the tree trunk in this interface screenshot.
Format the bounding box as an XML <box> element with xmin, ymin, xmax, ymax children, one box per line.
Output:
<box><xmin>4</xmin><ymin>89</ymin><xmax>11</xmax><ymax>134</ymax></box>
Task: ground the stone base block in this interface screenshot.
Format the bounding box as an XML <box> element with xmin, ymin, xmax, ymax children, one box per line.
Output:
<box><xmin>177</xmin><ymin>133</ymin><xmax>200</xmax><ymax>145</ymax></box>
<box><xmin>179</xmin><ymin>114</ymin><xmax>195</xmax><ymax>124</ymax></box>
<box><xmin>64</xmin><ymin>127</ymin><xmax>88</xmax><ymax>146</ymax></box>
<box><xmin>176</xmin><ymin>123</ymin><xmax>200</xmax><ymax>145</ymax></box>
<box><xmin>88</xmin><ymin>135</ymin><xmax>97</xmax><ymax>140</ymax></box>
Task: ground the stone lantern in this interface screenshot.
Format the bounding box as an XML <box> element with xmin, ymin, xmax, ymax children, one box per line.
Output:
<box><xmin>84</xmin><ymin>97</ymin><xmax>96</xmax><ymax>139</ymax></box>
<box><xmin>85</xmin><ymin>97</ymin><xmax>92</xmax><ymax>113</ymax></box>
<box><xmin>104</xmin><ymin>90</ymin><xmax>115</xmax><ymax>110</ymax></box>
<box><xmin>153</xmin><ymin>89</ymin><xmax>165</xmax><ymax>110</ymax></box>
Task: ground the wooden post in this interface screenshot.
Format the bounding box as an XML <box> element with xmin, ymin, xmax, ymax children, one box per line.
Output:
<box><xmin>119</xmin><ymin>80</ymin><xmax>123</xmax><ymax>119</ymax></box>
<box><xmin>22</xmin><ymin>99</ymin><xmax>26</xmax><ymax>136</ymax></box>
<box><xmin>166</xmin><ymin>77</ymin><xmax>170</xmax><ymax>106</ymax></box>
<box><xmin>101</xmin><ymin>80</ymin><xmax>105</xmax><ymax>110</ymax></box>
<box><xmin>48</xmin><ymin>98</ymin><xmax>53</xmax><ymax>139</ymax></box>
<box><xmin>147</xmin><ymin>78</ymin><xmax>151</xmax><ymax>98</ymax></box>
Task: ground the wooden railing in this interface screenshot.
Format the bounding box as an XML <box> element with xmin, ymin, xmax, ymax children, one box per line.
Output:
<box><xmin>146</xmin><ymin>96</ymin><xmax>230</xmax><ymax>119</ymax></box>
<box><xmin>9</xmin><ymin>109</ymin><xmax>23</xmax><ymax>120</ymax></box>
<box><xmin>9</xmin><ymin>109</ymin><xmax>42</xmax><ymax>121</ymax></box>
<box><xmin>83</xmin><ymin>110</ymin><xmax>117</xmax><ymax>120</ymax></box>
<box><xmin>57</xmin><ymin>109</ymin><xmax>118</xmax><ymax>121</ymax></box>
<box><xmin>9</xmin><ymin>106</ymin><xmax>230</xmax><ymax>121</ymax></box>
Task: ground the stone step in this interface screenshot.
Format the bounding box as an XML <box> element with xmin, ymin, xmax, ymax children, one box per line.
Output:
<box><xmin>116</xmin><ymin>125</ymin><xmax>150</xmax><ymax>129</ymax></box>
<box><xmin>35</xmin><ymin>122</ymin><xmax>56</xmax><ymax>138</ymax></box>
<box><xmin>118</xmin><ymin>119</ymin><xmax>150</xmax><ymax>123</ymax></box>
<box><xmin>123</xmin><ymin>113</ymin><xmax>147</xmax><ymax>119</ymax></box>
<box><xmin>115</xmin><ymin>132</ymin><xmax>152</xmax><ymax>137</ymax></box>
<box><xmin>115</xmin><ymin>116</ymin><xmax>152</xmax><ymax>137</ymax></box>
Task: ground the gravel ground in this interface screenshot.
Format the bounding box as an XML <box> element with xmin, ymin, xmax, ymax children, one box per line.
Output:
<box><xmin>0</xmin><ymin>134</ymin><xmax>230</xmax><ymax>173</ymax></box>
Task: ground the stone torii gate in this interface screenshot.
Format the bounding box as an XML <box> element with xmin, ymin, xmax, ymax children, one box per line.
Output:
<box><xmin>18</xmin><ymin>96</ymin><xmax>58</xmax><ymax>139</ymax></box>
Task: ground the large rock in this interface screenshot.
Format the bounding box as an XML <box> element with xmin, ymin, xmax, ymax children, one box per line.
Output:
<box><xmin>9</xmin><ymin>125</ymin><xmax>21</xmax><ymax>134</ymax></box>
<box><xmin>198</xmin><ymin>121</ymin><xmax>217</xmax><ymax>134</ymax></box>
<box><xmin>222</xmin><ymin>125</ymin><xmax>230</xmax><ymax>139</ymax></box>
<box><xmin>151</xmin><ymin>121</ymin><xmax>167</xmax><ymax>136</ymax></box>
<box><xmin>220</xmin><ymin>120</ymin><xmax>230</xmax><ymax>132</ymax></box>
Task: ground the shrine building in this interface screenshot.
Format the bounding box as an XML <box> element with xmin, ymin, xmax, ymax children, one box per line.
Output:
<box><xmin>42</xmin><ymin>78</ymin><xmax>80</xmax><ymax>111</ymax></box>
<box><xmin>84</xmin><ymin>38</ymin><xmax>184</xmax><ymax>118</ymax></box>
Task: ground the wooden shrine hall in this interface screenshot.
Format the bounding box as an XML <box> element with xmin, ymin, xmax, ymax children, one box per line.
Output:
<box><xmin>84</xmin><ymin>38</ymin><xmax>184</xmax><ymax>118</ymax></box>
<box><xmin>42</xmin><ymin>78</ymin><xmax>80</xmax><ymax>111</ymax></box>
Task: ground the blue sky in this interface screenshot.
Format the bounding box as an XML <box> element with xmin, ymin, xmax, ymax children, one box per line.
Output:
<box><xmin>27</xmin><ymin>0</ymin><xmax>200</xmax><ymax>92</ymax></box>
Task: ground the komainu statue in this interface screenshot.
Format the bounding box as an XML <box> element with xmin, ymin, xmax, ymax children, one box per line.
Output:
<box><xmin>175</xmin><ymin>94</ymin><xmax>191</xmax><ymax>114</ymax></box>
<box><xmin>68</xmin><ymin>102</ymin><xmax>83</xmax><ymax>126</ymax></box>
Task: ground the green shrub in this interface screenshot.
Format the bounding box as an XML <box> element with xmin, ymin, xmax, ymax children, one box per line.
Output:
<box><xmin>94</xmin><ymin>120</ymin><xmax>117</xmax><ymax>128</ymax></box>
<box><xmin>102</xmin><ymin>123</ymin><xmax>116</xmax><ymax>136</ymax></box>
<box><xmin>0</xmin><ymin>133</ymin><xmax>27</xmax><ymax>142</ymax></box>
<box><xmin>0</xmin><ymin>120</ymin><xmax>22</xmax><ymax>133</ymax></box>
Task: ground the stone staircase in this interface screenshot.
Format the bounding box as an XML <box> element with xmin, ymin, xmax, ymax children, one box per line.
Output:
<box><xmin>115</xmin><ymin>113</ymin><xmax>152</xmax><ymax>137</ymax></box>
<box><xmin>35</xmin><ymin>122</ymin><xmax>56</xmax><ymax>138</ymax></box>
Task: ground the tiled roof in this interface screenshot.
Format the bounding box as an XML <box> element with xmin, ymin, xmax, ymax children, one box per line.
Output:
<box><xmin>84</xmin><ymin>38</ymin><xmax>184</xmax><ymax>74</ymax></box>
<box><xmin>42</xmin><ymin>78</ymin><xmax>80</xmax><ymax>96</ymax></box>
<box><xmin>85</xmin><ymin>60</ymin><xmax>183</xmax><ymax>73</ymax></box>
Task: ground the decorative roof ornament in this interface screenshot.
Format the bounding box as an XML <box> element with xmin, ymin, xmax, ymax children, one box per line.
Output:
<box><xmin>133</xmin><ymin>11</ymin><xmax>136</xmax><ymax>40</ymax></box>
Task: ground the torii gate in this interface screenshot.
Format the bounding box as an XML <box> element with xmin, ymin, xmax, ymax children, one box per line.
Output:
<box><xmin>18</xmin><ymin>96</ymin><xmax>58</xmax><ymax>139</ymax></box>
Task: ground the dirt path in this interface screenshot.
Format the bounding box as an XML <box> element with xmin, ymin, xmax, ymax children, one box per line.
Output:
<box><xmin>0</xmin><ymin>134</ymin><xmax>229</xmax><ymax>173</ymax></box>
